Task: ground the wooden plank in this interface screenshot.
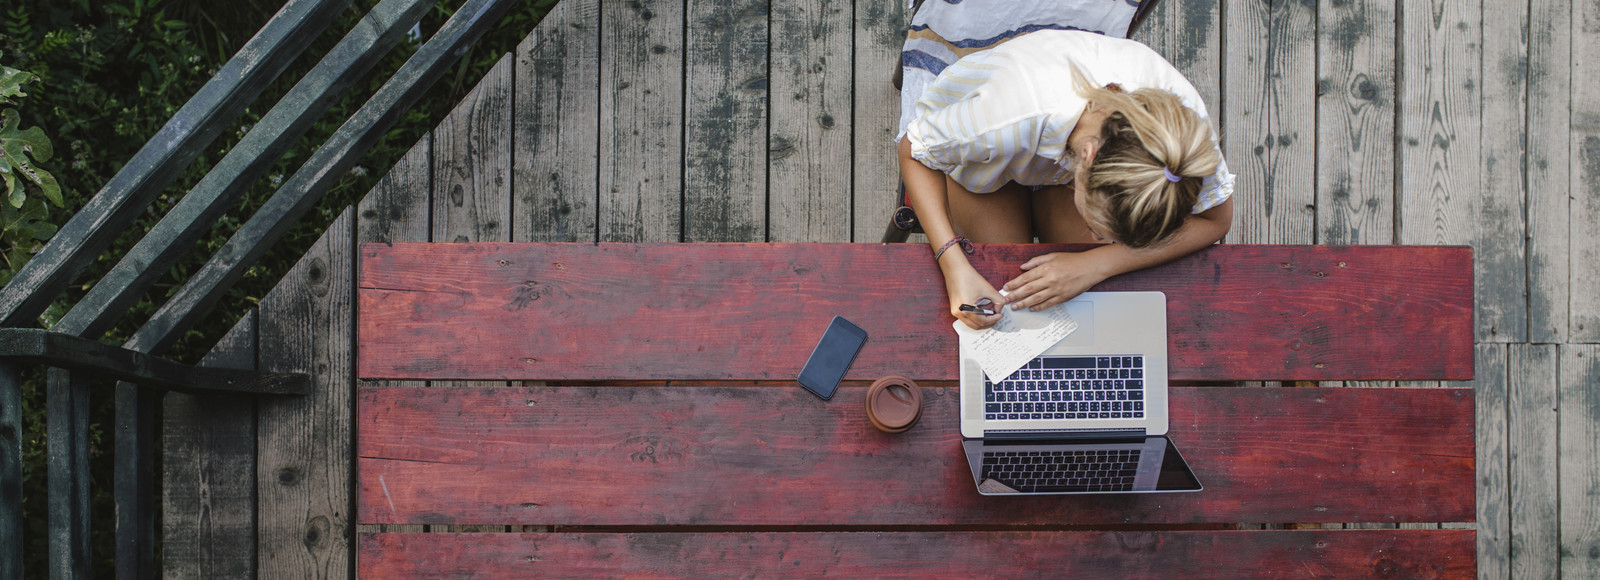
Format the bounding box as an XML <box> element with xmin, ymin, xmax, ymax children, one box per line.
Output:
<box><xmin>512</xmin><ymin>0</ymin><xmax>600</xmax><ymax>243</ymax></box>
<box><xmin>850</xmin><ymin>0</ymin><xmax>904</xmax><ymax>243</ymax></box>
<box><xmin>598</xmin><ymin>0</ymin><xmax>684</xmax><ymax>242</ymax></box>
<box><xmin>162</xmin><ymin>310</ymin><xmax>259</xmax><ymax>580</ymax></box>
<box><xmin>1315</xmin><ymin>0</ymin><xmax>1394</xmax><ymax>246</ymax></box>
<box><xmin>1474</xmin><ymin>0</ymin><xmax>1529</xmax><ymax>343</ymax></box>
<box><xmin>113</xmin><ymin>380</ymin><xmax>157</xmax><ymax>578</ymax></box>
<box><xmin>682</xmin><ymin>0</ymin><xmax>767</xmax><ymax>242</ymax></box>
<box><xmin>1132</xmin><ymin>0</ymin><xmax>1221</xmax><ymax>108</ymax></box>
<box><xmin>256</xmin><ymin>209</ymin><xmax>354</xmax><ymax>579</ymax></box>
<box><xmin>1560</xmin><ymin>345</ymin><xmax>1600</xmax><ymax>578</ymax></box>
<box><xmin>0</xmin><ymin>328</ymin><xmax>306</xmax><ymax>395</ymax></box>
<box><xmin>1397</xmin><ymin>0</ymin><xmax>1480</xmax><ymax>247</ymax></box>
<box><xmin>0</xmin><ymin>362</ymin><xmax>21</xmax><ymax>579</ymax></box>
<box><xmin>1221</xmin><ymin>0</ymin><xmax>1316</xmax><ymax>244</ymax></box>
<box><xmin>46</xmin><ymin>368</ymin><xmax>91</xmax><ymax>579</ymax></box>
<box><xmin>1573</xmin><ymin>0</ymin><xmax>1600</xmax><ymax>342</ymax></box>
<box><xmin>359</xmin><ymin>530</ymin><xmax>1476</xmax><ymax>578</ymax></box>
<box><xmin>358</xmin><ymin>385</ymin><xmax>1474</xmax><ymax>526</ymax></box>
<box><xmin>358</xmin><ymin>243</ymin><xmax>1474</xmax><ymax>382</ymax></box>
<box><xmin>433</xmin><ymin>55</ymin><xmax>513</xmax><ymax>243</ymax></box>
<box><xmin>358</xmin><ymin>134</ymin><xmax>431</xmax><ymax>244</ymax></box>
<box><xmin>1508</xmin><ymin>344</ymin><xmax>1557</xmax><ymax>579</ymax></box>
<box><xmin>1472</xmin><ymin>344</ymin><xmax>1510</xmax><ymax>580</ymax></box>
<box><xmin>769</xmin><ymin>0</ymin><xmax>851</xmax><ymax>242</ymax></box>
<box><xmin>1526</xmin><ymin>0</ymin><xmax>1571</xmax><ymax>343</ymax></box>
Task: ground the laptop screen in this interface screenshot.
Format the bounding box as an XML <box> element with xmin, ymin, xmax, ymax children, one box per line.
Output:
<box><xmin>963</xmin><ymin>436</ymin><xmax>1201</xmax><ymax>495</ymax></box>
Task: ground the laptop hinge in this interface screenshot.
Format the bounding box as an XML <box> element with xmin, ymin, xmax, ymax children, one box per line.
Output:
<box><xmin>984</xmin><ymin>428</ymin><xmax>1147</xmax><ymax>441</ymax></box>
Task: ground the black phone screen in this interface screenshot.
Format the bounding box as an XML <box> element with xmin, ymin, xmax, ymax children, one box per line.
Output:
<box><xmin>798</xmin><ymin>316</ymin><xmax>868</xmax><ymax>400</ymax></box>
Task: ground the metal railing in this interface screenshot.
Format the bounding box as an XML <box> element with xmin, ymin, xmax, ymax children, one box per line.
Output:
<box><xmin>0</xmin><ymin>0</ymin><xmax>513</xmax><ymax>576</ymax></box>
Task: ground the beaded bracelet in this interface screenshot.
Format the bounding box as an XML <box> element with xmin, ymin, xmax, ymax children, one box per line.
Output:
<box><xmin>934</xmin><ymin>235</ymin><xmax>974</xmax><ymax>262</ymax></box>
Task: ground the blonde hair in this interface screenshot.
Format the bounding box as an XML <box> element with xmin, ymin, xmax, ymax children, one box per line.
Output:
<box><xmin>1071</xmin><ymin>69</ymin><xmax>1221</xmax><ymax>248</ymax></box>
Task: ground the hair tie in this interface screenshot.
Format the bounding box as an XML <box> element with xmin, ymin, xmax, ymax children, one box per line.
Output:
<box><xmin>1162</xmin><ymin>167</ymin><xmax>1182</xmax><ymax>183</ymax></box>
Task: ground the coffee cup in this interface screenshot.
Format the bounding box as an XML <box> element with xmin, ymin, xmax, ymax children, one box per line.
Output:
<box><xmin>865</xmin><ymin>375</ymin><xmax>922</xmax><ymax>433</ymax></box>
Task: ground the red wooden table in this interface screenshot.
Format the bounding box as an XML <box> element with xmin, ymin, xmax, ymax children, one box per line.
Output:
<box><xmin>356</xmin><ymin>243</ymin><xmax>1476</xmax><ymax>578</ymax></box>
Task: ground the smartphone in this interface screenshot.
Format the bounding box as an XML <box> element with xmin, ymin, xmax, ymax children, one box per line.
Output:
<box><xmin>797</xmin><ymin>316</ymin><xmax>868</xmax><ymax>401</ymax></box>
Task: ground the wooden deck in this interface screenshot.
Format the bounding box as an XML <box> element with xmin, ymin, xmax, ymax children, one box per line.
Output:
<box><xmin>160</xmin><ymin>0</ymin><xmax>1600</xmax><ymax>577</ymax></box>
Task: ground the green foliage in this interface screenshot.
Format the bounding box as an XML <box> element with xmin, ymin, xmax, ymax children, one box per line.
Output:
<box><xmin>1</xmin><ymin>199</ymin><xmax>57</xmax><ymax>285</ymax></box>
<box><xmin>1</xmin><ymin>107</ymin><xmax>61</xmax><ymax>207</ymax></box>
<box><xmin>1</xmin><ymin>52</ymin><xmax>61</xmax><ymax>286</ymax></box>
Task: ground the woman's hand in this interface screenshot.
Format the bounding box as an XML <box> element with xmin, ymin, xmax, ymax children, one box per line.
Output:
<box><xmin>945</xmin><ymin>264</ymin><xmax>1006</xmax><ymax>329</ymax></box>
<box><xmin>1001</xmin><ymin>251</ymin><xmax>1111</xmax><ymax>311</ymax></box>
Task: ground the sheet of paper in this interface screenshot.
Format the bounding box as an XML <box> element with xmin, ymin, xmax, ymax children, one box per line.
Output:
<box><xmin>953</xmin><ymin>293</ymin><xmax>1079</xmax><ymax>383</ymax></box>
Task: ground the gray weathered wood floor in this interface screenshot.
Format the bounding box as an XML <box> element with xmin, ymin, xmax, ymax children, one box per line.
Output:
<box><xmin>159</xmin><ymin>0</ymin><xmax>1599</xmax><ymax>578</ymax></box>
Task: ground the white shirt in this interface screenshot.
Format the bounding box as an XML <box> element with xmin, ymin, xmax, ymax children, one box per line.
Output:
<box><xmin>904</xmin><ymin>30</ymin><xmax>1234</xmax><ymax>213</ymax></box>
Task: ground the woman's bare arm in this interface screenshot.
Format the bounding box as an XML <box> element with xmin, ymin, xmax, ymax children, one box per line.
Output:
<box><xmin>1001</xmin><ymin>197</ymin><xmax>1234</xmax><ymax>310</ymax></box>
<box><xmin>899</xmin><ymin>138</ymin><xmax>1006</xmax><ymax>328</ymax></box>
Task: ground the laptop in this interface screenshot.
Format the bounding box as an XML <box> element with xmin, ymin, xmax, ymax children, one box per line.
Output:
<box><xmin>959</xmin><ymin>291</ymin><xmax>1202</xmax><ymax>495</ymax></box>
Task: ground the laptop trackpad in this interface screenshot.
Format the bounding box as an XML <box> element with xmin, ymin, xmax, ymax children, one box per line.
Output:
<box><xmin>1053</xmin><ymin>300</ymin><xmax>1095</xmax><ymax>347</ymax></box>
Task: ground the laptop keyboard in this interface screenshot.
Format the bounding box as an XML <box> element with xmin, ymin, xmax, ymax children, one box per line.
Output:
<box><xmin>983</xmin><ymin>355</ymin><xmax>1145</xmax><ymax>421</ymax></box>
<box><xmin>981</xmin><ymin>449</ymin><xmax>1141</xmax><ymax>493</ymax></box>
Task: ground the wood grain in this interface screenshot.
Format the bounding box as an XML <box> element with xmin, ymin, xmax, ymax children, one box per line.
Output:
<box><xmin>161</xmin><ymin>311</ymin><xmax>257</xmax><ymax>579</ymax></box>
<box><xmin>851</xmin><ymin>0</ymin><xmax>903</xmax><ymax>243</ymax></box>
<box><xmin>682</xmin><ymin>0</ymin><xmax>768</xmax><ymax>242</ymax></box>
<box><xmin>1559</xmin><ymin>344</ymin><xmax>1600</xmax><ymax>578</ymax></box>
<box><xmin>1397</xmin><ymin>0</ymin><xmax>1480</xmax><ymax>249</ymax></box>
<box><xmin>1472</xmin><ymin>344</ymin><xmax>1510</xmax><ymax>580</ymax></box>
<box><xmin>256</xmin><ymin>209</ymin><xmax>355</xmax><ymax>579</ymax></box>
<box><xmin>1508</xmin><ymin>344</ymin><xmax>1557</xmax><ymax>579</ymax></box>
<box><xmin>358</xmin><ymin>242</ymin><xmax>1474</xmax><ymax>382</ymax></box>
<box><xmin>1526</xmin><ymin>0</ymin><xmax>1571</xmax><ymax>343</ymax></box>
<box><xmin>1133</xmin><ymin>0</ymin><xmax>1220</xmax><ymax>109</ymax></box>
<box><xmin>1221</xmin><ymin>0</ymin><xmax>1316</xmax><ymax>244</ymax></box>
<box><xmin>769</xmin><ymin>0</ymin><xmax>851</xmax><ymax>242</ymax></box>
<box><xmin>433</xmin><ymin>55</ymin><xmax>513</xmax><ymax>243</ymax></box>
<box><xmin>1474</xmin><ymin>0</ymin><xmax>1529</xmax><ymax>343</ymax></box>
<box><xmin>1315</xmin><ymin>0</ymin><xmax>1394</xmax><ymax>246</ymax></box>
<box><xmin>513</xmin><ymin>0</ymin><xmax>600</xmax><ymax>243</ymax></box>
<box><xmin>1572</xmin><ymin>0</ymin><xmax>1600</xmax><ymax>342</ymax></box>
<box><xmin>359</xmin><ymin>530</ymin><xmax>1476</xmax><ymax>579</ymax></box>
<box><xmin>358</xmin><ymin>133</ymin><xmax>431</xmax><ymax>244</ymax></box>
<box><xmin>357</xmin><ymin>385</ymin><xmax>1474</xmax><ymax>526</ymax></box>
<box><xmin>598</xmin><ymin>0</ymin><xmax>684</xmax><ymax>242</ymax></box>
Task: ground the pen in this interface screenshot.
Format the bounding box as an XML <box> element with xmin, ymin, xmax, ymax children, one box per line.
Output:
<box><xmin>959</xmin><ymin>298</ymin><xmax>996</xmax><ymax>316</ymax></box>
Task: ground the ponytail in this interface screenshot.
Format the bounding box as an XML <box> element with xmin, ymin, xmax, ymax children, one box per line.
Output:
<box><xmin>1069</xmin><ymin>66</ymin><xmax>1221</xmax><ymax>248</ymax></box>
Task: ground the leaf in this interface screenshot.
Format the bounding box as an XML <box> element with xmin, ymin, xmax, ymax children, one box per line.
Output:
<box><xmin>0</xmin><ymin>197</ymin><xmax>55</xmax><ymax>240</ymax></box>
<box><xmin>0</xmin><ymin>108</ymin><xmax>60</xmax><ymax>206</ymax></box>
<box><xmin>0</xmin><ymin>197</ymin><xmax>56</xmax><ymax>278</ymax></box>
<box><xmin>0</xmin><ymin>53</ymin><xmax>37</xmax><ymax>106</ymax></box>
<box><xmin>4</xmin><ymin>169</ymin><xmax>19</xmax><ymax>207</ymax></box>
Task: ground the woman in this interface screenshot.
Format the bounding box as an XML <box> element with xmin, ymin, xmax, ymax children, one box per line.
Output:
<box><xmin>899</xmin><ymin>29</ymin><xmax>1234</xmax><ymax>329</ymax></box>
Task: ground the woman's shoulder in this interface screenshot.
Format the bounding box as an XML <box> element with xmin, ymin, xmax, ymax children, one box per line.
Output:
<box><xmin>1003</xmin><ymin>31</ymin><xmax>1177</xmax><ymax>85</ymax></box>
<box><xmin>1007</xmin><ymin>29</ymin><xmax>1161</xmax><ymax>57</ymax></box>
